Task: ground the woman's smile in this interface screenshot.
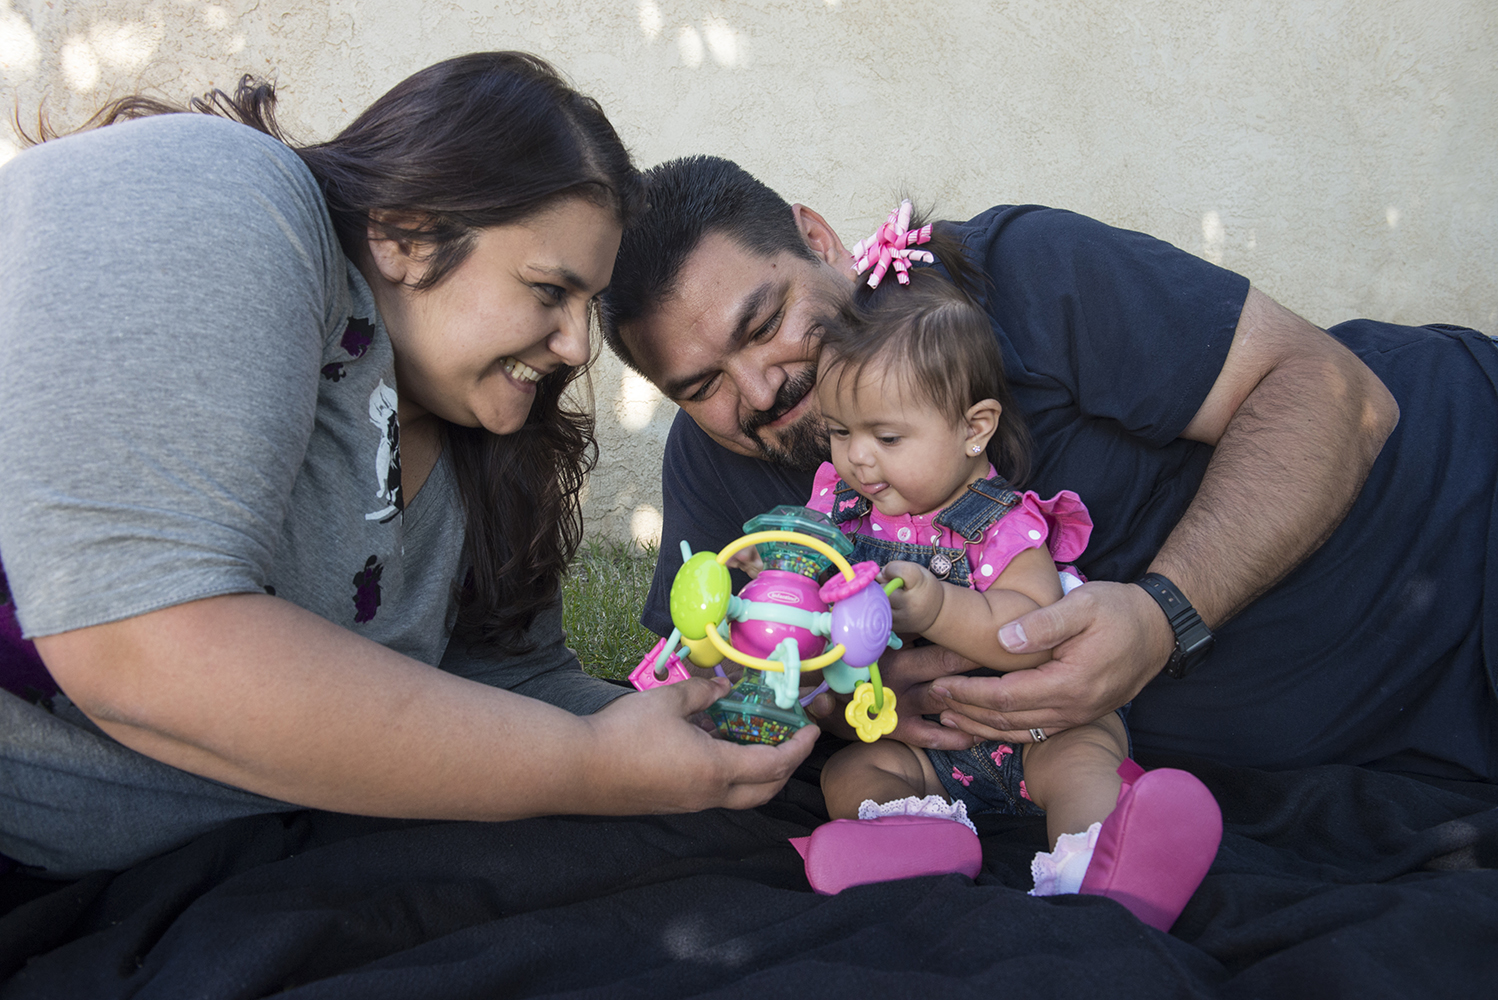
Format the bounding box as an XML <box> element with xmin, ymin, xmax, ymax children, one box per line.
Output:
<box><xmin>501</xmin><ymin>357</ymin><xmax>544</xmax><ymax>385</ymax></box>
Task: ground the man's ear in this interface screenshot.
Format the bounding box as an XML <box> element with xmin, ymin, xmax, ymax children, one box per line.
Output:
<box><xmin>791</xmin><ymin>204</ymin><xmax>854</xmax><ymax>274</ymax></box>
<box><xmin>963</xmin><ymin>399</ymin><xmax>1003</xmax><ymax>455</ymax></box>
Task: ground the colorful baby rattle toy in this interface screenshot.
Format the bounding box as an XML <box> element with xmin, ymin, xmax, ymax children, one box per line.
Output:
<box><xmin>630</xmin><ymin>506</ymin><xmax>906</xmax><ymax>745</ymax></box>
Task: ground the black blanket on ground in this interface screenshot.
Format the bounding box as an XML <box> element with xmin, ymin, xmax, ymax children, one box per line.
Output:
<box><xmin>4</xmin><ymin>741</ymin><xmax>1498</xmax><ymax>998</ymax></box>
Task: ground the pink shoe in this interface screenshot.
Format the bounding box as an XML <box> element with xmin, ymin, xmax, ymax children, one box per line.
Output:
<box><xmin>1078</xmin><ymin>760</ymin><xmax>1222</xmax><ymax>931</ymax></box>
<box><xmin>790</xmin><ymin>816</ymin><xmax>982</xmax><ymax>895</ymax></box>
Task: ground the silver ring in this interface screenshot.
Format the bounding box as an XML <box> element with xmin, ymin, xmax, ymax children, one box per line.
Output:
<box><xmin>1029</xmin><ymin>727</ymin><xmax>1047</xmax><ymax>742</ymax></box>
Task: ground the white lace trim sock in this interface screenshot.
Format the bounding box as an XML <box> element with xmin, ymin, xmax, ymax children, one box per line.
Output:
<box><xmin>1028</xmin><ymin>821</ymin><xmax>1103</xmax><ymax>896</ymax></box>
<box><xmin>856</xmin><ymin>795</ymin><xmax>978</xmax><ymax>835</ymax></box>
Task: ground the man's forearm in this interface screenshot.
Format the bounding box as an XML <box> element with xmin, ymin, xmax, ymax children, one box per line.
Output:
<box><xmin>1153</xmin><ymin>322</ymin><xmax>1398</xmax><ymax>628</ymax></box>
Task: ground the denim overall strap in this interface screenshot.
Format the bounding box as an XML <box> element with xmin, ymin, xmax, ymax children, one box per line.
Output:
<box><xmin>934</xmin><ymin>475</ymin><xmax>1023</xmax><ymax>543</ymax></box>
<box><xmin>845</xmin><ymin>533</ymin><xmax>974</xmax><ymax>588</ymax></box>
<box><xmin>829</xmin><ymin>475</ymin><xmax>1023</xmax><ymax>587</ymax></box>
<box><xmin>828</xmin><ymin>478</ymin><xmax>873</xmax><ymax>524</ymax></box>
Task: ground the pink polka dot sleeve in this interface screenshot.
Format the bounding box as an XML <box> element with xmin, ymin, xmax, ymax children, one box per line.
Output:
<box><xmin>969</xmin><ymin>490</ymin><xmax>1093</xmax><ymax>593</ymax></box>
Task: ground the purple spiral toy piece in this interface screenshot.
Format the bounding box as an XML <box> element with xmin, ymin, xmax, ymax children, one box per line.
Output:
<box><xmin>827</xmin><ymin>578</ymin><xmax>893</xmax><ymax>668</ymax></box>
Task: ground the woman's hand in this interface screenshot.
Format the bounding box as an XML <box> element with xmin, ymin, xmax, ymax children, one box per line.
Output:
<box><xmin>582</xmin><ymin>678</ymin><xmax>818</xmax><ymax>813</ymax></box>
<box><xmin>882</xmin><ymin>561</ymin><xmax>944</xmax><ymax>634</ymax></box>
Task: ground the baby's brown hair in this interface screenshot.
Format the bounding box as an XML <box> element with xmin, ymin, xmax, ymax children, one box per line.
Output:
<box><xmin>818</xmin><ymin>216</ymin><xmax>1032</xmax><ymax>485</ymax></box>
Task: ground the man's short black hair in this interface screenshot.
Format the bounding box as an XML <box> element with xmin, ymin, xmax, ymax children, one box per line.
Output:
<box><xmin>599</xmin><ymin>155</ymin><xmax>820</xmax><ymax>372</ymax></box>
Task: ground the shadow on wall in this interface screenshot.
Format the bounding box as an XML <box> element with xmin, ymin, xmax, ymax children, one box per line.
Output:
<box><xmin>0</xmin><ymin>3</ymin><xmax>251</xmax><ymax>165</ymax></box>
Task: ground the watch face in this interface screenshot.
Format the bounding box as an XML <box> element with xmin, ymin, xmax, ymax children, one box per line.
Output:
<box><xmin>1167</xmin><ymin>628</ymin><xmax>1214</xmax><ymax>679</ymax></box>
<box><xmin>1179</xmin><ymin>623</ymin><xmax>1215</xmax><ymax>657</ymax></box>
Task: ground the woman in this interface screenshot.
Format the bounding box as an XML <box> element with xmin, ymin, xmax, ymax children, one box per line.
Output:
<box><xmin>0</xmin><ymin>52</ymin><xmax>814</xmax><ymax>876</ymax></box>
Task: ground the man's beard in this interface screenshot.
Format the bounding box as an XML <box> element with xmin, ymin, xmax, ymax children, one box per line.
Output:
<box><xmin>740</xmin><ymin>365</ymin><xmax>829</xmax><ymax>471</ymax></box>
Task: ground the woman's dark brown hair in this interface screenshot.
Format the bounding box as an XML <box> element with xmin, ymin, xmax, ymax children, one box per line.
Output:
<box><xmin>818</xmin><ymin>213</ymin><xmax>1033</xmax><ymax>486</ymax></box>
<box><xmin>32</xmin><ymin>53</ymin><xmax>644</xmax><ymax>652</ymax></box>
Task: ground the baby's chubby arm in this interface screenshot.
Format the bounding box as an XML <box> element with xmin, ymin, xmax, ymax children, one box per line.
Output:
<box><xmin>883</xmin><ymin>547</ymin><xmax>1062</xmax><ymax>671</ymax></box>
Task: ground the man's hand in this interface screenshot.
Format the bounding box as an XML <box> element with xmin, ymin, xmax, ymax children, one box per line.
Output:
<box><xmin>800</xmin><ymin>583</ymin><xmax>1170</xmax><ymax>749</ymax></box>
<box><xmin>924</xmin><ymin>581</ymin><xmax>1172</xmax><ymax>742</ymax></box>
<box><xmin>864</xmin><ymin>643</ymin><xmax>988</xmax><ymax>750</ymax></box>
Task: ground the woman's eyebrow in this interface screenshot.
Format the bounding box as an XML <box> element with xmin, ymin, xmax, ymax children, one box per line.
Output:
<box><xmin>529</xmin><ymin>263</ymin><xmax>598</xmax><ymax>293</ymax></box>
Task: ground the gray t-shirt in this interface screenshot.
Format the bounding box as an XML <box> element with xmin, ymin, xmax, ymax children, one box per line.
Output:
<box><xmin>0</xmin><ymin>112</ymin><xmax>621</xmax><ymax>714</ymax></box>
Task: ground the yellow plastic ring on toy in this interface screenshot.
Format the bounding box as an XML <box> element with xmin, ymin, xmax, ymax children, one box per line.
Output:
<box><xmin>847</xmin><ymin>681</ymin><xmax>898</xmax><ymax>743</ymax></box>
<box><xmin>717</xmin><ymin>531</ymin><xmax>856</xmax><ymax>581</ymax></box>
<box><xmin>698</xmin><ymin>529</ymin><xmax>861</xmax><ymax>675</ymax></box>
<box><xmin>703</xmin><ymin>621</ymin><xmax>846</xmax><ymax>674</ymax></box>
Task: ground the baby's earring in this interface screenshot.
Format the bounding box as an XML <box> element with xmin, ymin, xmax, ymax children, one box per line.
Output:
<box><xmin>970</xmin><ymin>445</ymin><xmax>981</xmax><ymax>454</ymax></box>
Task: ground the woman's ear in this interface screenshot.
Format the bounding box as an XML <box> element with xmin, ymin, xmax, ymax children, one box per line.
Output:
<box><xmin>963</xmin><ymin>399</ymin><xmax>1003</xmax><ymax>456</ymax></box>
<box><xmin>365</xmin><ymin>212</ymin><xmax>424</xmax><ymax>285</ymax></box>
<box><xmin>791</xmin><ymin>204</ymin><xmax>854</xmax><ymax>274</ymax></box>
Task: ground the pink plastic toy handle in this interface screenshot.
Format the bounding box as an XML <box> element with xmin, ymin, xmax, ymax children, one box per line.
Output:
<box><xmin>628</xmin><ymin>634</ymin><xmax>693</xmax><ymax>691</ymax></box>
<box><xmin>818</xmin><ymin>560</ymin><xmax>881</xmax><ymax>604</ymax></box>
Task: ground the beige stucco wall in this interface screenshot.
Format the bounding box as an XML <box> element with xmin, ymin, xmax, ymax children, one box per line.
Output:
<box><xmin>4</xmin><ymin>1</ymin><xmax>1494</xmax><ymax>547</ymax></box>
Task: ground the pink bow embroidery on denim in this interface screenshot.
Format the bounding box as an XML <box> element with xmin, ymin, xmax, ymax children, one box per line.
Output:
<box><xmin>990</xmin><ymin>745</ymin><xmax>1014</xmax><ymax>768</ymax></box>
<box><xmin>849</xmin><ymin>199</ymin><xmax>934</xmax><ymax>289</ymax></box>
<box><xmin>951</xmin><ymin>767</ymin><xmax>974</xmax><ymax>787</ymax></box>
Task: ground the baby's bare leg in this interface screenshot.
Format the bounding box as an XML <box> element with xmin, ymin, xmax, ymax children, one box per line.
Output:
<box><xmin>821</xmin><ymin>739</ymin><xmax>947</xmax><ymax>820</ymax></box>
<box><xmin>1020</xmin><ymin>713</ymin><xmax>1129</xmax><ymax>848</ymax></box>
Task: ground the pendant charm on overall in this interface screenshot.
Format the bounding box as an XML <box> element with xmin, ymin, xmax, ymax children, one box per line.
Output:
<box><xmin>929</xmin><ymin>553</ymin><xmax>953</xmax><ymax>580</ymax></box>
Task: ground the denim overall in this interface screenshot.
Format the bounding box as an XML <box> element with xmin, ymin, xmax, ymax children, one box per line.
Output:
<box><xmin>828</xmin><ymin>474</ymin><xmax>1024</xmax><ymax>587</ymax></box>
<box><xmin>830</xmin><ymin>473</ymin><xmax>1049</xmax><ymax>817</ymax></box>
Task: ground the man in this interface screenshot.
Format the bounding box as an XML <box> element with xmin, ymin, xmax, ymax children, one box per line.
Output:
<box><xmin>601</xmin><ymin>155</ymin><xmax>1498</xmax><ymax>781</ymax></box>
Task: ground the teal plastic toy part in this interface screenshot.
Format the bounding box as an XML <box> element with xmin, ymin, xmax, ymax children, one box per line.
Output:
<box><xmin>707</xmin><ymin>671</ymin><xmax>810</xmax><ymax>745</ymax></box>
<box><xmin>822</xmin><ymin>658</ymin><xmax>872</xmax><ymax>695</ymax></box>
<box><xmin>762</xmin><ymin>639</ymin><xmax>803</xmax><ymax>709</ymax></box>
<box><xmin>728</xmin><ymin>598</ymin><xmax>826</xmax><ymax>634</ymax></box>
<box><xmin>741</xmin><ymin>505</ymin><xmax>853</xmax><ymax>578</ymax></box>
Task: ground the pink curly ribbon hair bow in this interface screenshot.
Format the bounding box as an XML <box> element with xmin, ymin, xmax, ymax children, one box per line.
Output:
<box><xmin>849</xmin><ymin>199</ymin><xmax>934</xmax><ymax>289</ymax></box>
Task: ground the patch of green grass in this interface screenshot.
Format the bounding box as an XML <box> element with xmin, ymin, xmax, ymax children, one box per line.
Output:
<box><xmin>561</xmin><ymin>539</ymin><xmax>660</xmax><ymax>681</ymax></box>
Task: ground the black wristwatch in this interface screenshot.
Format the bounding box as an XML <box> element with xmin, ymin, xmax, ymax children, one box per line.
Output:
<box><xmin>1134</xmin><ymin>572</ymin><xmax>1214</xmax><ymax>679</ymax></box>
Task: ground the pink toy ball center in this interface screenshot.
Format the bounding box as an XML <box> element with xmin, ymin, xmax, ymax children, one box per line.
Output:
<box><xmin>732</xmin><ymin>571</ymin><xmax>828</xmax><ymax>660</ymax></box>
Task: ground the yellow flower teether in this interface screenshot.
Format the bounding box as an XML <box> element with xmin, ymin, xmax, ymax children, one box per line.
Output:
<box><xmin>846</xmin><ymin>681</ymin><xmax>897</xmax><ymax>743</ymax></box>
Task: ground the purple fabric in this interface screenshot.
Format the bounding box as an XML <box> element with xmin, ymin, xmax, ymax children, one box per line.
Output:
<box><xmin>1</xmin><ymin>599</ymin><xmax>56</xmax><ymax>701</ymax></box>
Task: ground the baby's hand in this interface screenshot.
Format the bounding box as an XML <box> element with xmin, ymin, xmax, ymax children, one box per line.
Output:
<box><xmin>725</xmin><ymin>547</ymin><xmax>765</xmax><ymax>579</ymax></box>
<box><xmin>882</xmin><ymin>561</ymin><xmax>945</xmax><ymax>635</ymax></box>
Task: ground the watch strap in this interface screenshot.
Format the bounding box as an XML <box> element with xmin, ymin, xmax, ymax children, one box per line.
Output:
<box><xmin>1134</xmin><ymin>572</ymin><xmax>1214</xmax><ymax>679</ymax></box>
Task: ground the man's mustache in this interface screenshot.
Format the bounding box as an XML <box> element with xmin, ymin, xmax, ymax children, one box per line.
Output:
<box><xmin>741</xmin><ymin>366</ymin><xmax>817</xmax><ymax>436</ymax></box>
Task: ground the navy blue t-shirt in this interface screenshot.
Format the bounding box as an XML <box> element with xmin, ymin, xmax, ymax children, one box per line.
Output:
<box><xmin>646</xmin><ymin>206</ymin><xmax>1498</xmax><ymax>780</ymax></box>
